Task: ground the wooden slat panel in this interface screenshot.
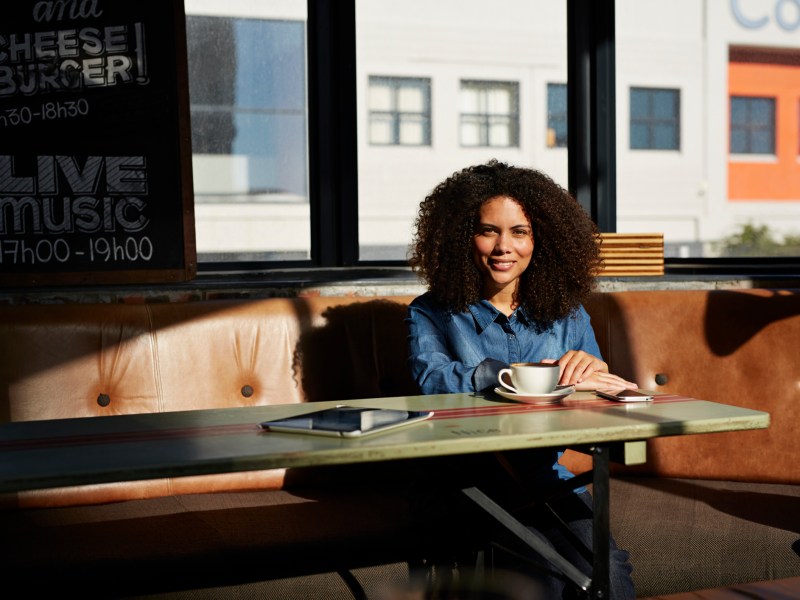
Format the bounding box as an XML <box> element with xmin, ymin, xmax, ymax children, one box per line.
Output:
<box><xmin>597</xmin><ymin>233</ymin><xmax>664</xmax><ymax>276</ymax></box>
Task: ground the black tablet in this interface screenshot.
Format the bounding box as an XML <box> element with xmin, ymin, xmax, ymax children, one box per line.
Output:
<box><xmin>259</xmin><ymin>406</ymin><xmax>434</xmax><ymax>438</ymax></box>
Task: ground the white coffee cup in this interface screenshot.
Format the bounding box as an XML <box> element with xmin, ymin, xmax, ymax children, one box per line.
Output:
<box><xmin>498</xmin><ymin>362</ymin><xmax>560</xmax><ymax>395</ymax></box>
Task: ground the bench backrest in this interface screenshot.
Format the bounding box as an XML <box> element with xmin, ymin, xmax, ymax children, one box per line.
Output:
<box><xmin>584</xmin><ymin>289</ymin><xmax>800</xmax><ymax>485</ymax></box>
<box><xmin>2</xmin><ymin>289</ymin><xmax>798</xmax><ymax>507</ymax></box>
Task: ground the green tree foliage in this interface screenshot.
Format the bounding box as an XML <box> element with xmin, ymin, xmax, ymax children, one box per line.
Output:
<box><xmin>717</xmin><ymin>222</ymin><xmax>800</xmax><ymax>257</ymax></box>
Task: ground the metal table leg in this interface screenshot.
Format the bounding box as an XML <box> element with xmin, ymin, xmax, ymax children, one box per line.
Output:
<box><xmin>461</xmin><ymin>486</ymin><xmax>592</xmax><ymax>593</ymax></box>
<box><xmin>462</xmin><ymin>442</ymin><xmax>614</xmax><ymax>599</ymax></box>
<box><xmin>592</xmin><ymin>444</ymin><xmax>610</xmax><ymax>599</ymax></box>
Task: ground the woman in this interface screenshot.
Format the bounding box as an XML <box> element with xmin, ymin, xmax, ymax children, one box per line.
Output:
<box><xmin>406</xmin><ymin>160</ymin><xmax>636</xmax><ymax>598</ymax></box>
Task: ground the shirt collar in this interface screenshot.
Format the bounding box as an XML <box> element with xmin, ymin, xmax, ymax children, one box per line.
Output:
<box><xmin>468</xmin><ymin>300</ymin><xmax>531</xmax><ymax>332</ymax></box>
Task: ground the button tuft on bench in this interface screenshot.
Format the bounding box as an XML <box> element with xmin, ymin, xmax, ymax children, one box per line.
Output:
<box><xmin>241</xmin><ymin>385</ymin><xmax>254</xmax><ymax>398</ymax></box>
<box><xmin>97</xmin><ymin>393</ymin><xmax>111</xmax><ymax>407</ymax></box>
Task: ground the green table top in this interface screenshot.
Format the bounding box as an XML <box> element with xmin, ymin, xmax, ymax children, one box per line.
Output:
<box><xmin>0</xmin><ymin>392</ymin><xmax>770</xmax><ymax>493</ymax></box>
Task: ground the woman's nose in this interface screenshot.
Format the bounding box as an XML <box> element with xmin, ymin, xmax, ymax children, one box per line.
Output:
<box><xmin>493</xmin><ymin>233</ymin><xmax>511</xmax><ymax>252</ymax></box>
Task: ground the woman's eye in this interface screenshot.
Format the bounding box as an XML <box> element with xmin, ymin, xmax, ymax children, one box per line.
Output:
<box><xmin>512</xmin><ymin>229</ymin><xmax>530</xmax><ymax>237</ymax></box>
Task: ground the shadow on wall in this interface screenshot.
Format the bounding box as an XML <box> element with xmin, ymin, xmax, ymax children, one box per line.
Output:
<box><xmin>285</xmin><ymin>298</ymin><xmax>424</xmax><ymax>489</ymax></box>
<box><xmin>293</xmin><ymin>299</ymin><xmax>420</xmax><ymax>403</ymax></box>
<box><xmin>703</xmin><ymin>289</ymin><xmax>800</xmax><ymax>356</ymax></box>
<box><xmin>584</xmin><ymin>288</ymin><xmax>800</xmax><ymax>389</ymax></box>
<box><xmin>572</xmin><ymin>288</ymin><xmax>800</xmax><ymax>481</ymax></box>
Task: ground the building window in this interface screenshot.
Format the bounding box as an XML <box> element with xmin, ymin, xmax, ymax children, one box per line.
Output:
<box><xmin>547</xmin><ymin>83</ymin><xmax>568</xmax><ymax>148</ymax></box>
<box><xmin>368</xmin><ymin>77</ymin><xmax>431</xmax><ymax>146</ymax></box>
<box><xmin>730</xmin><ymin>96</ymin><xmax>775</xmax><ymax>155</ymax></box>
<box><xmin>629</xmin><ymin>87</ymin><xmax>680</xmax><ymax>150</ymax></box>
<box><xmin>460</xmin><ymin>81</ymin><xmax>519</xmax><ymax>147</ymax></box>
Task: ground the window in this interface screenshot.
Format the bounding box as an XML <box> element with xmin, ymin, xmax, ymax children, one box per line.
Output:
<box><xmin>730</xmin><ymin>96</ymin><xmax>775</xmax><ymax>155</ymax></box>
<box><xmin>460</xmin><ymin>81</ymin><xmax>520</xmax><ymax>147</ymax></box>
<box><xmin>547</xmin><ymin>83</ymin><xmax>568</xmax><ymax>148</ymax></box>
<box><xmin>368</xmin><ymin>77</ymin><xmax>431</xmax><ymax>146</ymax></box>
<box><xmin>186</xmin><ymin>9</ymin><xmax>309</xmax><ymax>263</ymax></box>
<box><xmin>180</xmin><ymin>1</ymin><xmax>800</xmax><ymax>274</ymax></box>
<box><xmin>629</xmin><ymin>87</ymin><xmax>680</xmax><ymax>150</ymax></box>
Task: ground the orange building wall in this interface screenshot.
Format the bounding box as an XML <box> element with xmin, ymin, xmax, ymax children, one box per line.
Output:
<box><xmin>728</xmin><ymin>61</ymin><xmax>800</xmax><ymax>201</ymax></box>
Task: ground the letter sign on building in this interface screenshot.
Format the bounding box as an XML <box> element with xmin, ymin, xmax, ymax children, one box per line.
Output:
<box><xmin>732</xmin><ymin>0</ymin><xmax>800</xmax><ymax>31</ymax></box>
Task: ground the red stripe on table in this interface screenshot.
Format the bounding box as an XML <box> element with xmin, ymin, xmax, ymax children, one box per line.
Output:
<box><xmin>0</xmin><ymin>395</ymin><xmax>695</xmax><ymax>451</ymax></box>
<box><xmin>430</xmin><ymin>394</ymin><xmax>695</xmax><ymax>419</ymax></box>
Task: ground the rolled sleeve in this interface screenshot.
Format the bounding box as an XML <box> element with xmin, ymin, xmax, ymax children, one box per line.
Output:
<box><xmin>472</xmin><ymin>357</ymin><xmax>509</xmax><ymax>392</ymax></box>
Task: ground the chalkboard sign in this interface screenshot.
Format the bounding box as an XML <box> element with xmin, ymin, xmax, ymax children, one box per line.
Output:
<box><xmin>0</xmin><ymin>0</ymin><xmax>195</xmax><ymax>286</ymax></box>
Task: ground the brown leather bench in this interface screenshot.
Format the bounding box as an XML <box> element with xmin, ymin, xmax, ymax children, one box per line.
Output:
<box><xmin>1</xmin><ymin>289</ymin><xmax>799</xmax><ymax>597</ymax></box>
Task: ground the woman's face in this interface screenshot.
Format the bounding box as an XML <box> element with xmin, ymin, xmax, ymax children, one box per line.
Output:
<box><xmin>471</xmin><ymin>195</ymin><xmax>534</xmax><ymax>296</ymax></box>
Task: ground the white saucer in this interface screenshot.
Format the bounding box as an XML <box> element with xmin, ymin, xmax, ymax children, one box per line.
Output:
<box><xmin>493</xmin><ymin>385</ymin><xmax>575</xmax><ymax>405</ymax></box>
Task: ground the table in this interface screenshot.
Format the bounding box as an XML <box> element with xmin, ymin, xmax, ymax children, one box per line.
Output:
<box><xmin>0</xmin><ymin>391</ymin><xmax>769</xmax><ymax>598</ymax></box>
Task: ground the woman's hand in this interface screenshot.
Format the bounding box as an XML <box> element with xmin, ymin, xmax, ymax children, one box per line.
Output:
<box><xmin>571</xmin><ymin>370</ymin><xmax>638</xmax><ymax>392</ymax></box>
<box><xmin>543</xmin><ymin>351</ymin><xmax>637</xmax><ymax>391</ymax></box>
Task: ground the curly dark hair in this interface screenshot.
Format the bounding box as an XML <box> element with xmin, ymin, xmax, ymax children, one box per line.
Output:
<box><xmin>409</xmin><ymin>160</ymin><xmax>601</xmax><ymax>324</ymax></box>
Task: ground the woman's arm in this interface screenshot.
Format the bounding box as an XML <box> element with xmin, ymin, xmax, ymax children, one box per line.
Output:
<box><xmin>546</xmin><ymin>305</ymin><xmax>637</xmax><ymax>390</ymax></box>
<box><xmin>552</xmin><ymin>350</ymin><xmax>637</xmax><ymax>390</ymax></box>
<box><xmin>406</xmin><ymin>299</ymin><xmax>506</xmax><ymax>394</ymax></box>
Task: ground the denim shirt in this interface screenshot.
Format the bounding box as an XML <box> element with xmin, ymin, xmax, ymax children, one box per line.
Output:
<box><xmin>406</xmin><ymin>291</ymin><xmax>602</xmax><ymax>394</ymax></box>
<box><xmin>406</xmin><ymin>291</ymin><xmax>603</xmax><ymax>486</ymax></box>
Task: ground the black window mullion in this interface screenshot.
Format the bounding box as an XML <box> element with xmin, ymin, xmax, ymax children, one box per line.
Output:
<box><xmin>594</xmin><ymin>3</ymin><xmax>617</xmax><ymax>233</ymax></box>
<box><xmin>567</xmin><ymin>0</ymin><xmax>616</xmax><ymax>232</ymax></box>
<box><xmin>307</xmin><ymin>0</ymin><xmax>359</xmax><ymax>266</ymax></box>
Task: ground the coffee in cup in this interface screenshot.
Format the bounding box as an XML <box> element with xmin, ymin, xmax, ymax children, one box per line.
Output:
<box><xmin>498</xmin><ymin>362</ymin><xmax>560</xmax><ymax>395</ymax></box>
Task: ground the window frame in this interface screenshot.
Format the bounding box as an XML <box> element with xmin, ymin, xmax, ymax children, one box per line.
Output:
<box><xmin>729</xmin><ymin>95</ymin><xmax>776</xmax><ymax>156</ymax></box>
<box><xmin>367</xmin><ymin>76</ymin><xmax>432</xmax><ymax>146</ymax></box>
<box><xmin>458</xmin><ymin>80</ymin><xmax>520</xmax><ymax>148</ymax></box>
<box><xmin>629</xmin><ymin>86</ymin><xmax>681</xmax><ymax>151</ymax></box>
<box><xmin>195</xmin><ymin>0</ymin><xmax>800</xmax><ymax>277</ymax></box>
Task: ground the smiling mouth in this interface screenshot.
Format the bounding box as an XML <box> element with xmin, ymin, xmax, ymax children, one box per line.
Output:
<box><xmin>489</xmin><ymin>259</ymin><xmax>515</xmax><ymax>270</ymax></box>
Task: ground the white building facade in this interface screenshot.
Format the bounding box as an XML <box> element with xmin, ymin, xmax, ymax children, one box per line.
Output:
<box><xmin>186</xmin><ymin>0</ymin><xmax>800</xmax><ymax>261</ymax></box>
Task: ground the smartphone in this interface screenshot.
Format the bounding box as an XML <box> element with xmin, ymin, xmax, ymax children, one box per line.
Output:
<box><xmin>596</xmin><ymin>388</ymin><xmax>654</xmax><ymax>402</ymax></box>
<box><xmin>259</xmin><ymin>406</ymin><xmax>434</xmax><ymax>438</ymax></box>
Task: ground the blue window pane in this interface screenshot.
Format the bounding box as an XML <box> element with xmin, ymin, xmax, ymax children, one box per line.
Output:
<box><xmin>652</xmin><ymin>92</ymin><xmax>676</xmax><ymax>119</ymax></box>
<box><xmin>630</xmin><ymin>90</ymin><xmax>648</xmax><ymax>118</ymax></box>
<box><xmin>187</xmin><ymin>16</ymin><xmax>307</xmax><ymax>196</ymax></box>
<box><xmin>730</xmin><ymin>98</ymin><xmax>748</xmax><ymax>124</ymax></box>
<box><xmin>235</xmin><ymin>113</ymin><xmax>307</xmax><ymax>195</ymax></box>
<box><xmin>630</xmin><ymin>123</ymin><xmax>649</xmax><ymax>149</ymax></box>
<box><xmin>750</xmin><ymin>98</ymin><xmax>774</xmax><ymax>126</ymax></box>
<box><xmin>553</xmin><ymin>121</ymin><xmax>567</xmax><ymax>146</ymax></box>
<box><xmin>547</xmin><ymin>83</ymin><xmax>567</xmax><ymax>147</ymax></box>
<box><xmin>751</xmin><ymin>129</ymin><xmax>775</xmax><ymax>154</ymax></box>
<box><xmin>234</xmin><ymin>20</ymin><xmax>305</xmax><ymax>110</ymax></box>
<box><xmin>653</xmin><ymin>124</ymin><xmax>678</xmax><ymax>149</ymax></box>
<box><xmin>547</xmin><ymin>84</ymin><xmax>567</xmax><ymax>113</ymax></box>
<box><xmin>730</xmin><ymin>129</ymin><xmax>747</xmax><ymax>153</ymax></box>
